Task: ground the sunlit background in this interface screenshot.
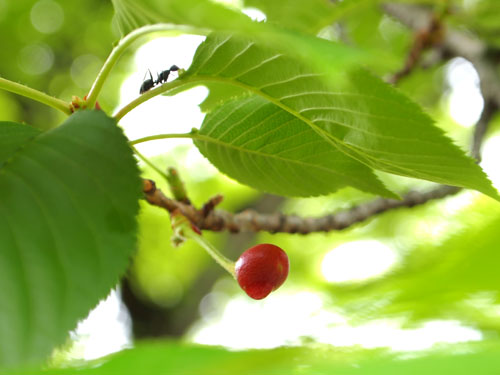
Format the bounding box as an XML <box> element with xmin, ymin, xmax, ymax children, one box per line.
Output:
<box><xmin>7</xmin><ymin>0</ymin><xmax>500</xmax><ymax>364</ymax></box>
<box><xmin>67</xmin><ymin>28</ymin><xmax>498</xmax><ymax>362</ymax></box>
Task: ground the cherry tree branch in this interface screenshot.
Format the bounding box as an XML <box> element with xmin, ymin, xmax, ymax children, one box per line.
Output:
<box><xmin>143</xmin><ymin>180</ymin><xmax>460</xmax><ymax>234</ymax></box>
<box><xmin>388</xmin><ymin>14</ymin><xmax>445</xmax><ymax>84</ymax></box>
<box><xmin>384</xmin><ymin>3</ymin><xmax>500</xmax><ymax>109</ymax></box>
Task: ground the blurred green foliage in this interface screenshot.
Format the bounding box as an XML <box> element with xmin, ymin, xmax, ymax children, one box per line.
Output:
<box><xmin>0</xmin><ymin>0</ymin><xmax>125</xmax><ymax>128</ymax></box>
<box><xmin>3</xmin><ymin>0</ymin><xmax>500</xmax><ymax>373</ymax></box>
<box><xmin>451</xmin><ymin>0</ymin><xmax>500</xmax><ymax>47</ymax></box>
<box><xmin>10</xmin><ymin>340</ymin><xmax>500</xmax><ymax>375</ymax></box>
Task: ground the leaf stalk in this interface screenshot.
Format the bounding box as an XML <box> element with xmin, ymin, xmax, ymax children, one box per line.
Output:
<box><xmin>0</xmin><ymin>77</ymin><xmax>71</xmax><ymax>115</ymax></box>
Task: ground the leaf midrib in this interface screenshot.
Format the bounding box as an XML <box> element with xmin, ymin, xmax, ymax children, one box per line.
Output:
<box><xmin>180</xmin><ymin>74</ymin><xmax>426</xmax><ymax>177</ymax></box>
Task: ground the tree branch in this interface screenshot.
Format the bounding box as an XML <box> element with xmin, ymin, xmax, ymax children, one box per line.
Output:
<box><xmin>143</xmin><ymin>180</ymin><xmax>460</xmax><ymax>234</ymax></box>
<box><xmin>388</xmin><ymin>14</ymin><xmax>445</xmax><ymax>84</ymax></box>
<box><xmin>384</xmin><ymin>3</ymin><xmax>500</xmax><ymax>110</ymax></box>
<box><xmin>384</xmin><ymin>2</ymin><xmax>500</xmax><ymax>161</ymax></box>
<box><xmin>472</xmin><ymin>99</ymin><xmax>498</xmax><ymax>161</ymax></box>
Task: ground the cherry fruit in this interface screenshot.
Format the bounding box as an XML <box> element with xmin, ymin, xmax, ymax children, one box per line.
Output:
<box><xmin>235</xmin><ymin>244</ymin><xmax>289</xmax><ymax>300</ymax></box>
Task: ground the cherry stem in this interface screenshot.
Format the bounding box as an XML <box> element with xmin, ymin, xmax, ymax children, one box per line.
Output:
<box><xmin>190</xmin><ymin>234</ymin><xmax>236</xmax><ymax>278</ymax></box>
<box><xmin>171</xmin><ymin>213</ymin><xmax>236</xmax><ymax>278</ymax></box>
<box><xmin>113</xmin><ymin>77</ymin><xmax>187</xmax><ymax>121</ymax></box>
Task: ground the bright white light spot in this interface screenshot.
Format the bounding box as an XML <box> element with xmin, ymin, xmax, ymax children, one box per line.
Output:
<box><xmin>118</xmin><ymin>35</ymin><xmax>207</xmax><ymax>157</ymax></box>
<box><xmin>212</xmin><ymin>0</ymin><xmax>242</xmax><ymax>8</ymax></box>
<box><xmin>446</xmin><ymin>58</ymin><xmax>483</xmax><ymax>127</ymax></box>
<box><xmin>73</xmin><ymin>289</ymin><xmax>131</xmax><ymax>360</ymax></box>
<box><xmin>442</xmin><ymin>190</ymin><xmax>475</xmax><ymax>214</ymax></box>
<box><xmin>463</xmin><ymin>0</ymin><xmax>480</xmax><ymax>10</ymax></box>
<box><xmin>321</xmin><ymin>240</ymin><xmax>397</xmax><ymax>283</ymax></box>
<box><xmin>192</xmin><ymin>291</ymin><xmax>344</xmax><ymax>349</ymax></box>
<box><xmin>185</xmin><ymin>146</ymin><xmax>218</xmax><ymax>181</ymax></box>
<box><xmin>190</xmin><ymin>289</ymin><xmax>481</xmax><ymax>351</ymax></box>
<box><xmin>122</xmin><ymin>85</ymin><xmax>208</xmax><ymax>157</ymax></box>
<box><xmin>242</xmin><ymin>7</ymin><xmax>266</xmax><ymax>22</ymax></box>
<box><xmin>30</xmin><ymin>0</ymin><xmax>64</xmax><ymax>34</ymax></box>
<box><xmin>134</xmin><ymin>35</ymin><xmax>205</xmax><ymax>78</ymax></box>
<box><xmin>199</xmin><ymin>291</ymin><xmax>229</xmax><ymax>322</ymax></box>
<box><xmin>317</xmin><ymin>319</ymin><xmax>482</xmax><ymax>351</ymax></box>
<box><xmin>480</xmin><ymin>134</ymin><xmax>500</xmax><ymax>190</ymax></box>
<box><xmin>414</xmin><ymin>219</ymin><xmax>450</xmax><ymax>241</ymax></box>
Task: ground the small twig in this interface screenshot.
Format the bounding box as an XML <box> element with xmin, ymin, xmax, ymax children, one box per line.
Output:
<box><xmin>201</xmin><ymin>195</ymin><xmax>224</xmax><ymax>217</ymax></box>
<box><xmin>388</xmin><ymin>15</ymin><xmax>445</xmax><ymax>84</ymax></box>
<box><xmin>472</xmin><ymin>99</ymin><xmax>498</xmax><ymax>162</ymax></box>
<box><xmin>143</xmin><ymin>179</ymin><xmax>461</xmax><ymax>234</ymax></box>
<box><xmin>166</xmin><ymin>167</ymin><xmax>191</xmax><ymax>204</ymax></box>
<box><xmin>384</xmin><ymin>3</ymin><xmax>500</xmax><ymax>110</ymax></box>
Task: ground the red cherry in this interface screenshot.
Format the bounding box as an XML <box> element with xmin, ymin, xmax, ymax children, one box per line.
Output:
<box><xmin>235</xmin><ymin>244</ymin><xmax>289</xmax><ymax>300</ymax></box>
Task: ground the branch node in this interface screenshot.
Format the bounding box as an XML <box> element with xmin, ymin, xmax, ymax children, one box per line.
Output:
<box><xmin>202</xmin><ymin>194</ymin><xmax>224</xmax><ymax>217</ymax></box>
<box><xmin>143</xmin><ymin>179</ymin><xmax>156</xmax><ymax>194</ymax></box>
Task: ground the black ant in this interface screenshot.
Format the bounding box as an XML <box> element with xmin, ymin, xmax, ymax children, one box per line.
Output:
<box><xmin>156</xmin><ymin>65</ymin><xmax>179</xmax><ymax>85</ymax></box>
<box><xmin>139</xmin><ymin>70</ymin><xmax>155</xmax><ymax>94</ymax></box>
<box><xmin>139</xmin><ymin>65</ymin><xmax>180</xmax><ymax>95</ymax></box>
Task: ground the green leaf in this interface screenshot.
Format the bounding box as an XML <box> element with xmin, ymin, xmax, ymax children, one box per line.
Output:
<box><xmin>111</xmin><ymin>0</ymin><xmax>385</xmax><ymax>77</ymax></box>
<box><xmin>194</xmin><ymin>95</ymin><xmax>394</xmax><ymax>197</ymax></box>
<box><xmin>243</xmin><ymin>0</ymin><xmax>339</xmax><ymax>33</ymax></box>
<box><xmin>0</xmin><ymin>122</ymin><xmax>40</xmax><ymax>165</ymax></box>
<box><xmin>9</xmin><ymin>340</ymin><xmax>500</xmax><ymax>375</ymax></box>
<box><xmin>455</xmin><ymin>1</ymin><xmax>500</xmax><ymax>47</ymax></box>
<box><xmin>242</xmin><ymin>0</ymin><xmax>431</xmax><ymax>35</ymax></box>
<box><xmin>0</xmin><ymin>111</ymin><xmax>141</xmax><ymax>368</ymax></box>
<box><xmin>184</xmin><ymin>33</ymin><xmax>499</xmax><ymax>200</ymax></box>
